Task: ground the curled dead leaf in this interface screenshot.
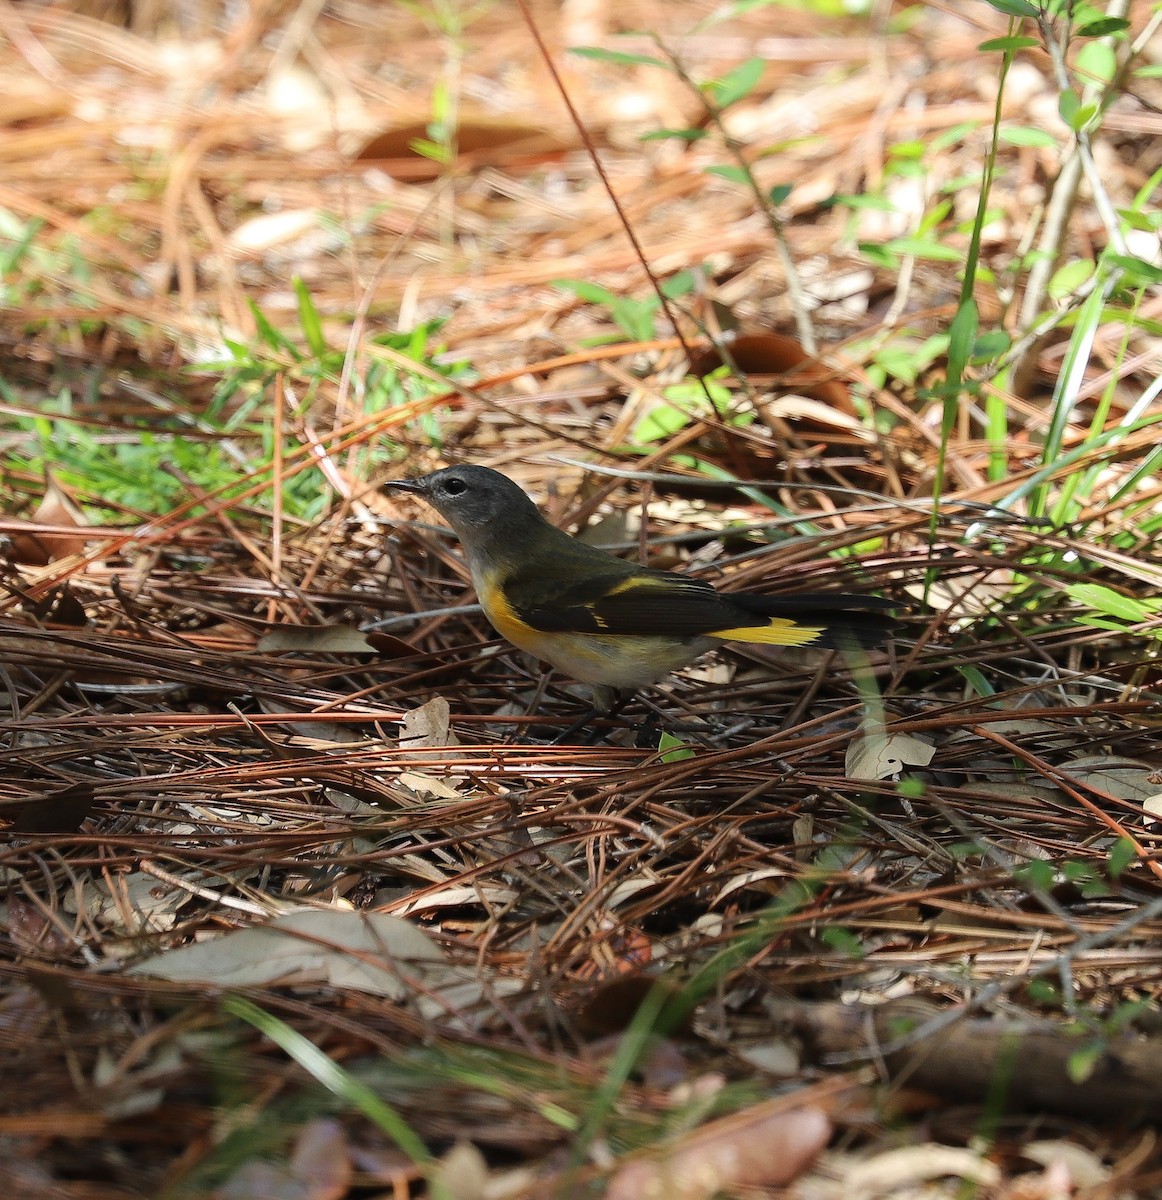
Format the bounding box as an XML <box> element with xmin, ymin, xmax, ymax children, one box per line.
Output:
<box><xmin>354</xmin><ymin>117</ymin><xmax>575</xmax><ymax>181</ymax></box>
<box><xmin>842</xmin><ymin>1144</ymin><xmax>1000</xmax><ymax>1198</ymax></box>
<box><xmin>605</xmin><ymin>1103</ymin><xmax>831</xmax><ymax>1200</ymax></box>
<box><xmin>8</xmin><ymin>473</ymin><xmax>89</xmax><ymax>565</ymax></box>
<box><xmin>846</xmin><ymin>727</ymin><xmax>935</xmax><ymax>781</ymax></box>
<box><xmin>401</xmin><ymin>695</ymin><xmax>460</xmax><ymax>751</ymax></box>
<box><xmin>688</xmin><ymin>332</ymin><xmax>855</xmax><ymax>414</ymax></box>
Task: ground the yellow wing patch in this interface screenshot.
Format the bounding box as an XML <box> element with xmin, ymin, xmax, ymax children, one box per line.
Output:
<box><xmin>606</xmin><ymin>576</ymin><xmax>656</xmax><ymax>595</ymax></box>
<box><xmin>606</xmin><ymin>574</ymin><xmax>702</xmax><ymax>597</ymax></box>
<box><xmin>708</xmin><ymin>618</ymin><xmax>826</xmax><ymax>647</ymax></box>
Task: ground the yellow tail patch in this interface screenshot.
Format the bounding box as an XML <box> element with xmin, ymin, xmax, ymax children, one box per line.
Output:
<box><xmin>709</xmin><ymin>618</ymin><xmax>826</xmax><ymax>647</ymax></box>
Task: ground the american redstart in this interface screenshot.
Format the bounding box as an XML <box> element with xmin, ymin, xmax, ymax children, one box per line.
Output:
<box><xmin>383</xmin><ymin>465</ymin><xmax>895</xmax><ymax>710</ymax></box>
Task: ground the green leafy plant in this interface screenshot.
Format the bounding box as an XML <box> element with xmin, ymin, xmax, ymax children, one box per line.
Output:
<box><xmin>657</xmin><ymin>730</ymin><xmax>695</xmax><ymax>763</ymax></box>
<box><xmin>568</xmin><ymin>38</ymin><xmax>813</xmax><ymax>345</ymax></box>
<box><xmin>2</xmin><ymin>278</ymin><xmax>470</xmax><ymax>521</ymax></box>
<box><xmin>200</xmin><ymin>283</ymin><xmax>471</xmax><ymax>495</ymax></box>
<box><xmin>396</xmin><ymin>0</ymin><xmax>496</xmax><ymax>178</ymax></box>
<box><xmin>225</xmin><ymin>998</ymin><xmax>452</xmax><ymax>1200</ymax></box>
<box><xmin>627</xmin><ymin>375</ymin><xmax>748</xmax><ymax>446</ymax></box>
<box><xmin>553</xmin><ymin>270</ymin><xmax>697</xmax><ymax>344</ymax></box>
<box><xmin>1065</xmin><ymin>583</ymin><xmax>1162</xmax><ymax>638</ymax></box>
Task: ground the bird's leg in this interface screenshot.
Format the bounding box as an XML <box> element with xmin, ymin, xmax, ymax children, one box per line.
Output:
<box><xmin>547</xmin><ymin>688</ymin><xmax>633</xmax><ymax>745</ymax></box>
<box><xmin>631</xmin><ymin>691</ymin><xmax>725</xmax><ymax>749</ymax></box>
<box><xmin>632</xmin><ymin>705</ymin><xmax>661</xmax><ymax>749</ymax></box>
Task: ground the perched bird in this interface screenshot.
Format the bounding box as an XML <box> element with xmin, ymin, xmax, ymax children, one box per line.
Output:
<box><xmin>383</xmin><ymin>465</ymin><xmax>895</xmax><ymax>711</ymax></box>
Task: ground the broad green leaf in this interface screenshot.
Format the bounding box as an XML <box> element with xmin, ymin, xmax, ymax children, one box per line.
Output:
<box><xmin>639</xmin><ymin>127</ymin><xmax>707</xmax><ymax>142</ymax></box>
<box><xmin>660</xmin><ymin>269</ymin><xmax>698</xmax><ymax>298</ymax></box>
<box><xmin>1107</xmin><ymin>837</ymin><xmax>1136</xmax><ymax>879</ymax></box>
<box><xmin>999</xmin><ymin>125</ymin><xmax>1058</xmax><ymax>148</ymax></box>
<box><xmin>569</xmin><ymin>46</ymin><xmax>666</xmax><ymax>68</ymax></box>
<box><xmin>1077</xmin><ymin>17</ymin><xmax>1129</xmax><ymax>37</ymax></box>
<box><xmin>897</xmin><ymin>776</ymin><xmax>926</xmax><ymax>800</ymax></box>
<box><xmin>1047</xmin><ymin>257</ymin><xmax>1096</xmax><ymax>300</ymax></box>
<box><xmin>826</xmin><ymin>192</ymin><xmax>897</xmax><ymax>211</ymax></box>
<box><xmin>1026</xmin><ymin>978</ymin><xmax>1062</xmax><ymax>1006</ymax></box>
<box><xmin>930</xmin><ymin>122</ymin><xmax>980</xmax><ymax>153</ymax></box>
<box><xmin>409</xmin><ymin>137</ymin><xmax>450</xmax><ymax>164</ymax></box>
<box><xmin>858</xmin><ymin>241</ymin><xmax>899</xmax><ymax>268</ymax></box>
<box><xmin>971</xmin><ymin>329</ymin><xmax>1011</xmax><ymax>361</ymax></box>
<box><xmin>293</xmin><ymin>278</ymin><xmax>327</xmax><ymax>358</ymax></box>
<box><xmin>888</xmin><ymin>139</ymin><xmax>926</xmax><ymax>160</ymax></box>
<box><xmin>704</xmin><ymin>164</ymin><xmax>752</xmax><ymax>186</ymax></box>
<box><xmin>1015</xmin><ymin>859</ymin><xmax>1056</xmax><ymax>891</ymax></box>
<box><xmin>979</xmin><ymin>35</ymin><xmax>1042</xmax><ymax>51</ymax></box>
<box><xmin>1066</xmin><ymin>582</ymin><xmax>1160</xmax><ymax>623</ymax></box>
<box><xmin>956</xmin><ymin>665</ymin><xmax>995</xmax><ymax>697</ymax></box>
<box><xmin>820</xmin><ymin>926</ymin><xmax>864</xmax><ymax>959</ymax></box>
<box><xmin>631</xmin><ymin>403</ymin><xmax>692</xmax><ymax>445</ymax></box>
<box><xmin>884</xmin><ymin>236</ymin><xmax>962</xmax><ymax>262</ymax></box>
<box><xmin>1068</xmin><ymin>102</ymin><xmax>1099</xmax><ymax>132</ymax></box>
<box><xmin>1067</xmin><ymin>1040</ymin><xmax>1105</xmax><ymax>1085</ymax></box>
<box><xmin>981</xmin><ymin>0</ymin><xmax>1039</xmax><ymax>16</ymax></box>
<box><xmin>553</xmin><ymin>278</ymin><xmax>618</xmax><ymax>305</ymax></box>
<box><xmin>1107</xmin><ymin>254</ymin><xmax>1162</xmax><ymax>285</ymax></box>
<box><xmin>658</xmin><ymin>731</ymin><xmax>695</xmax><ymax>763</ymax></box>
<box><xmin>1117</xmin><ymin>207</ymin><xmax>1162</xmax><ymax>232</ymax></box>
<box><xmin>707</xmin><ymin>57</ymin><xmax>765</xmax><ymax>109</ymax></box>
<box><xmin>1076</xmin><ymin>40</ymin><xmax>1117</xmax><ymax>86</ymax></box>
<box><xmin>946</xmin><ymin>299</ymin><xmax>978</xmax><ymax>390</ymax></box>
<box><xmin>1058</xmin><ymin>88</ymin><xmax>1080</xmax><ymax>126</ymax></box>
<box><xmin>610</xmin><ymin>295</ymin><xmax>659</xmax><ymax>341</ymax></box>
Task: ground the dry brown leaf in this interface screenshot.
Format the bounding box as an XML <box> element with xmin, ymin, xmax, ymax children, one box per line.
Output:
<box><xmin>3</xmin><ymin>896</ymin><xmax>71</xmax><ymax>956</ymax></box>
<box><xmin>1020</xmin><ymin>1139</ymin><xmax>1109</xmax><ymax>1188</ymax></box>
<box><xmin>734</xmin><ymin>1038</ymin><xmax>801</xmax><ymax>1078</ymax></box>
<box><xmin>128</xmin><ymin>910</ymin><xmax>443</xmax><ymax>997</ymax></box>
<box><xmin>431</xmin><ymin>1141</ymin><xmax>489</xmax><ymax>1200</ymax></box>
<box><xmin>214</xmin><ymin>1118</ymin><xmax>350</xmax><ymax>1200</ymax></box>
<box><xmin>353</xmin><ymin>117</ymin><xmax>575</xmax><ymax>181</ymax></box>
<box><xmin>395</xmin><ymin>771</ymin><xmax>467</xmax><ymax>801</ymax></box>
<box><xmin>842</xmin><ymin>1144</ymin><xmax>1001</xmax><ymax>1198</ymax></box>
<box><xmin>257</xmin><ymin>624</ymin><xmax>377</xmax><ymax>654</ymax></box>
<box><xmin>70</xmin><ymin>870</ymin><xmax>196</xmax><ymax>934</ymax></box>
<box><xmin>576</xmin><ymin>975</ymin><xmax>692</xmax><ymax>1037</ymax></box>
<box><xmin>711</xmin><ymin>867</ymin><xmax>790</xmax><ymax>905</ymax></box>
<box><xmin>605</xmin><ymin>1104</ymin><xmax>830</xmax><ymax>1200</ymax></box>
<box><xmin>401</xmin><ymin>695</ymin><xmax>460</xmax><ymax>751</ymax></box>
<box><xmin>1066</xmin><ymin>756</ymin><xmax>1160</xmax><ymax>801</ymax></box>
<box><xmin>287</xmin><ymin>1119</ymin><xmax>351</xmax><ymax>1200</ymax></box>
<box><xmin>6</xmin><ymin>780</ymin><xmax>99</xmax><ymax>834</ymax></box>
<box><xmin>8</xmin><ymin>473</ymin><xmax>88</xmax><ymax>565</ymax></box>
<box><xmin>393</xmin><ymin>883</ymin><xmax>519</xmax><ymax>918</ymax></box>
<box><xmin>687</xmin><ymin>331</ymin><xmax>855</xmax><ymax>414</ymax></box>
<box><xmin>128</xmin><ymin>910</ymin><xmax>515</xmax><ymax>1021</ymax></box>
<box><xmin>846</xmin><ymin>727</ymin><xmax>935</xmax><ymax>781</ymax></box>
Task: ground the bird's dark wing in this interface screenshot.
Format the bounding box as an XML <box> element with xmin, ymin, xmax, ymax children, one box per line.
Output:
<box><xmin>504</xmin><ymin>569</ymin><xmax>740</xmax><ymax>637</ymax></box>
<box><xmin>505</xmin><ymin>568</ymin><xmax>897</xmax><ymax>648</ymax></box>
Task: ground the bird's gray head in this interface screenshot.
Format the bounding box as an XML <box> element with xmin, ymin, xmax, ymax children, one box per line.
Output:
<box><xmin>382</xmin><ymin>465</ymin><xmax>544</xmax><ymax>541</ymax></box>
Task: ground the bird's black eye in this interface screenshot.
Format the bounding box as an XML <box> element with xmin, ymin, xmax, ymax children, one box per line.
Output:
<box><xmin>442</xmin><ymin>477</ymin><xmax>467</xmax><ymax>496</ymax></box>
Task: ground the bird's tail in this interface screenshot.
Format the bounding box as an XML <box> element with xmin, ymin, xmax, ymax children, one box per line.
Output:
<box><xmin>721</xmin><ymin>592</ymin><xmax>899</xmax><ymax>650</ymax></box>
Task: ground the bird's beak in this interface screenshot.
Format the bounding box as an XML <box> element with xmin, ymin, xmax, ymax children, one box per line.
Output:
<box><xmin>380</xmin><ymin>478</ymin><xmax>427</xmax><ymax>496</ymax></box>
